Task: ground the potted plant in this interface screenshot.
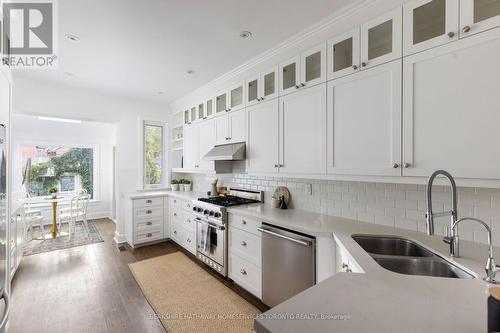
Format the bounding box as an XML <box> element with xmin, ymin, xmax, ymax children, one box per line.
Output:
<box><xmin>181</xmin><ymin>179</ymin><xmax>192</xmax><ymax>191</ymax></box>
<box><xmin>48</xmin><ymin>186</ymin><xmax>58</xmax><ymax>199</ymax></box>
<box><xmin>170</xmin><ymin>179</ymin><xmax>179</xmax><ymax>191</ymax></box>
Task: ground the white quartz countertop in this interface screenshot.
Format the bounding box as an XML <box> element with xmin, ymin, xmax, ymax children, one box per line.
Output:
<box><xmin>127</xmin><ymin>190</ymin><xmax>203</xmax><ymax>200</ymax></box>
<box><xmin>245</xmin><ymin>204</ymin><xmax>497</xmax><ymax>333</ymax></box>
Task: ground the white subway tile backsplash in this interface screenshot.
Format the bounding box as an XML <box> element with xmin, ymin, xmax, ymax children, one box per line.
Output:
<box><xmin>180</xmin><ymin>172</ymin><xmax>500</xmax><ymax>246</ymax></box>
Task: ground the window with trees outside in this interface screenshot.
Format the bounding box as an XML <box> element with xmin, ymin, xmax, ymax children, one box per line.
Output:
<box><xmin>144</xmin><ymin>121</ymin><xmax>165</xmax><ymax>188</ymax></box>
<box><xmin>21</xmin><ymin>145</ymin><xmax>95</xmax><ymax>198</ymax></box>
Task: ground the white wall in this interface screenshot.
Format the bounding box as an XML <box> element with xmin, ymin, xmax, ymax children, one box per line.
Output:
<box><xmin>12</xmin><ymin>77</ymin><xmax>170</xmax><ymax>242</ymax></box>
<box><xmin>11</xmin><ymin>114</ymin><xmax>116</xmax><ymax>219</ymax></box>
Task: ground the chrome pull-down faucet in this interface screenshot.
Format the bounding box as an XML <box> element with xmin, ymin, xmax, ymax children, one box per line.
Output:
<box><xmin>426</xmin><ymin>170</ymin><xmax>459</xmax><ymax>256</ymax></box>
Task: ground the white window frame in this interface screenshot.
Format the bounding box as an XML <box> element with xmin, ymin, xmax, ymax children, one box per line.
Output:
<box><xmin>16</xmin><ymin>140</ymin><xmax>100</xmax><ymax>203</ymax></box>
<box><xmin>141</xmin><ymin>119</ymin><xmax>168</xmax><ymax>190</ymax></box>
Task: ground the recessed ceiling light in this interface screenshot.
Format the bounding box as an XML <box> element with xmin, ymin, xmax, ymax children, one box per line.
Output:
<box><xmin>157</xmin><ymin>91</ymin><xmax>164</xmax><ymax>95</ymax></box>
<box><xmin>186</xmin><ymin>70</ymin><xmax>194</xmax><ymax>75</ymax></box>
<box><xmin>64</xmin><ymin>72</ymin><xmax>74</xmax><ymax>77</ymax></box>
<box><xmin>239</xmin><ymin>31</ymin><xmax>252</xmax><ymax>38</ymax></box>
<box><xmin>65</xmin><ymin>34</ymin><xmax>79</xmax><ymax>42</ymax></box>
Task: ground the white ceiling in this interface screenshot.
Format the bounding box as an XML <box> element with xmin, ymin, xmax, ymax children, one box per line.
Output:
<box><xmin>13</xmin><ymin>0</ymin><xmax>353</xmax><ymax>104</ymax></box>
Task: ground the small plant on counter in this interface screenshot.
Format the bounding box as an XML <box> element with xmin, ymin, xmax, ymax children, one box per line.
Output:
<box><xmin>170</xmin><ymin>179</ymin><xmax>180</xmax><ymax>191</ymax></box>
<box><xmin>48</xmin><ymin>186</ymin><xmax>59</xmax><ymax>199</ymax></box>
<box><xmin>181</xmin><ymin>179</ymin><xmax>192</xmax><ymax>191</ymax></box>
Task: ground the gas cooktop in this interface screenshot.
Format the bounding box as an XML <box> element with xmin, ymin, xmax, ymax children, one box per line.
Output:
<box><xmin>197</xmin><ymin>195</ymin><xmax>260</xmax><ymax>207</ymax></box>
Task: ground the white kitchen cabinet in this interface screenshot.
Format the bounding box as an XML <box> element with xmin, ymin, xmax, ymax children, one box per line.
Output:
<box><xmin>327</xmin><ymin>60</ymin><xmax>402</xmax><ymax>176</ymax></box>
<box><xmin>197</xmin><ymin>119</ymin><xmax>215</xmax><ymax>171</ymax></box>
<box><xmin>279</xmin><ymin>83</ymin><xmax>326</xmax><ymax>175</ymax></box>
<box><xmin>214</xmin><ymin>109</ymin><xmax>246</xmax><ymax>145</ymax></box>
<box><xmin>190</xmin><ymin>106</ymin><xmax>197</xmax><ymax>123</ymax></box>
<box><xmin>215</xmin><ymin>91</ymin><xmax>228</xmax><ymax>115</ymax></box>
<box><xmin>334</xmin><ymin>242</ymin><xmax>363</xmax><ymax>274</ymax></box>
<box><xmin>169</xmin><ymin>197</ymin><xmax>196</xmax><ymax>255</ymax></box>
<box><xmin>127</xmin><ymin>196</ymin><xmax>166</xmax><ymax>246</ymax></box>
<box><xmin>279</xmin><ymin>43</ymin><xmax>326</xmax><ymax>95</ymax></box>
<box><xmin>229</xmin><ymin>82</ymin><xmax>245</xmax><ymax>111</ymax></box>
<box><xmin>197</xmin><ymin>101</ymin><xmax>205</xmax><ymax>120</ymax></box>
<box><xmin>183</xmin><ymin>123</ymin><xmax>199</xmax><ymax>170</ymax></box>
<box><xmin>460</xmin><ymin>0</ymin><xmax>500</xmax><ymax>37</ymax></box>
<box><xmin>403</xmin><ymin>0</ymin><xmax>459</xmax><ymax>56</ymax></box>
<box><xmin>247</xmin><ymin>99</ymin><xmax>279</xmax><ymax>174</ymax></box>
<box><xmin>246</xmin><ymin>66</ymin><xmax>278</xmax><ymax>107</ymax></box>
<box><xmin>403</xmin><ymin>29</ymin><xmax>500</xmax><ymax>179</ymax></box>
<box><xmin>183</xmin><ymin>109</ymin><xmax>190</xmax><ymax>125</ymax></box>
<box><xmin>361</xmin><ymin>8</ymin><xmax>402</xmax><ymax>69</ymax></box>
<box><xmin>327</xmin><ymin>27</ymin><xmax>361</xmax><ymax>80</ymax></box>
<box><xmin>205</xmin><ymin>98</ymin><xmax>214</xmax><ymax>118</ymax></box>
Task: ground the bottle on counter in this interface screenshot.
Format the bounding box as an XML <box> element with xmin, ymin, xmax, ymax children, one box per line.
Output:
<box><xmin>489</xmin><ymin>287</ymin><xmax>500</xmax><ymax>333</ymax></box>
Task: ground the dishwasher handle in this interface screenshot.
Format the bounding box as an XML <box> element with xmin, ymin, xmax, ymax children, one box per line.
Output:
<box><xmin>258</xmin><ymin>227</ymin><xmax>312</xmax><ymax>246</ymax></box>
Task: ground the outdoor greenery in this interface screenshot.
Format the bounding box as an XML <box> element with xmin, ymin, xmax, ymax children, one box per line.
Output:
<box><xmin>28</xmin><ymin>148</ymin><xmax>94</xmax><ymax>197</ymax></box>
<box><xmin>144</xmin><ymin>124</ymin><xmax>163</xmax><ymax>185</ymax></box>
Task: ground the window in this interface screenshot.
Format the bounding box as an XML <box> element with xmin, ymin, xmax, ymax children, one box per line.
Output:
<box><xmin>21</xmin><ymin>145</ymin><xmax>94</xmax><ymax>198</ymax></box>
<box><xmin>143</xmin><ymin>121</ymin><xmax>166</xmax><ymax>188</ymax></box>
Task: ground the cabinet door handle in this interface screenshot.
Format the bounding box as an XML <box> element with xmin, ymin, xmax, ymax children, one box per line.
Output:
<box><xmin>146</xmin><ymin>233</ymin><xmax>152</xmax><ymax>237</ymax></box>
<box><xmin>240</xmin><ymin>268</ymin><xmax>247</xmax><ymax>275</ymax></box>
<box><xmin>261</xmin><ymin>96</ymin><xmax>265</xmax><ymax>100</ymax></box>
<box><xmin>404</xmin><ymin>163</ymin><xmax>411</xmax><ymax>168</ymax></box>
<box><xmin>241</xmin><ymin>219</ymin><xmax>247</xmax><ymax>225</ymax></box>
<box><xmin>146</xmin><ymin>221</ymin><xmax>152</xmax><ymax>226</ymax></box>
<box><xmin>240</xmin><ymin>241</ymin><xmax>247</xmax><ymax>246</ymax></box>
<box><xmin>462</xmin><ymin>25</ymin><xmax>471</xmax><ymax>33</ymax></box>
<box><xmin>173</xmin><ymin>213</ymin><xmax>177</xmax><ymax>217</ymax></box>
<box><xmin>392</xmin><ymin>163</ymin><xmax>399</xmax><ymax>168</ymax></box>
<box><xmin>146</xmin><ymin>210</ymin><xmax>152</xmax><ymax>214</ymax></box>
<box><xmin>361</xmin><ymin>62</ymin><xmax>367</xmax><ymax>67</ymax></box>
<box><xmin>301</xmin><ymin>83</ymin><xmax>305</xmax><ymax>87</ymax></box>
<box><xmin>274</xmin><ymin>164</ymin><xmax>279</xmax><ymax>168</ymax></box>
<box><xmin>146</xmin><ymin>199</ymin><xmax>152</xmax><ymax>203</ymax></box>
<box><xmin>187</xmin><ymin>238</ymin><xmax>191</xmax><ymax>243</ymax></box>
<box><xmin>173</xmin><ymin>230</ymin><xmax>177</xmax><ymax>234</ymax></box>
<box><xmin>295</xmin><ymin>85</ymin><xmax>300</xmax><ymax>89</ymax></box>
<box><xmin>352</xmin><ymin>65</ymin><xmax>358</xmax><ymax>70</ymax></box>
<box><xmin>447</xmin><ymin>31</ymin><xmax>455</xmax><ymax>38</ymax></box>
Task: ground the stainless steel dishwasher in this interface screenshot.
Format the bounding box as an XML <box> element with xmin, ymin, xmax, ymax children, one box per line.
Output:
<box><xmin>258</xmin><ymin>223</ymin><xmax>316</xmax><ymax>307</ymax></box>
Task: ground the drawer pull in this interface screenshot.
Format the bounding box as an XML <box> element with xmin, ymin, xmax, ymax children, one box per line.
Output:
<box><xmin>173</xmin><ymin>230</ymin><xmax>177</xmax><ymax>234</ymax></box>
<box><xmin>173</xmin><ymin>199</ymin><xmax>177</xmax><ymax>203</ymax></box>
<box><xmin>187</xmin><ymin>238</ymin><xmax>191</xmax><ymax>243</ymax></box>
<box><xmin>146</xmin><ymin>199</ymin><xmax>152</xmax><ymax>203</ymax></box>
<box><xmin>173</xmin><ymin>213</ymin><xmax>177</xmax><ymax>217</ymax></box>
<box><xmin>146</xmin><ymin>222</ymin><xmax>152</xmax><ymax>226</ymax></box>
<box><xmin>146</xmin><ymin>233</ymin><xmax>152</xmax><ymax>238</ymax></box>
<box><xmin>240</xmin><ymin>268</ymin><xmax>247</xmax><ymax>275</ymax></box>
<box><xmin>240</xmin><ymin>241</ymin><xmax>247</xmax><ymax>246</ymax></box>
<box><xmin>241</xmin><ymin>219</ymin><xmax>247</xmax><ymax>225</ymax></box>
<box><xmin>146</xmin><ymin>210</ymin><xmax>152</xmax><ymax>214</ymax></box>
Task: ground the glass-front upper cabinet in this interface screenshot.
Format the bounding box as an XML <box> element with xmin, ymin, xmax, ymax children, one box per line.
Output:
<box><xmin>246</xmin><ymin>66</ymin><xmax>278</xmax><ymax>106</ymax></box>
<box><xmin>215</xmin><ymin>92</ymin><xmax>227</xmax><ymax>114</ymax></box>
<box><xmin>460</xmin><ymin>0</ymin><xmax>500</xmax><ymax>37</ymax></box>
<box><xmin>206</xmin><ymin>98</ymin><xmax>214</xmax><ymax>118</ymax></box>
<box><xmin>190</xmin><ymin>106</ymin><xmax>197</xmax><ymax>123</ymax></box>
<box><xmin>301</xmin><ymin>43</ymin><xmax>326</xmax><ymax>88</ymax></box>
<box><xmin>279</xmin><ymin>56</ymin><xmax>300</xmax><ymax>95</ymax></box>
<box><xmin>197</xmin><ymin>102</ymin><xmax>205</xmax><ymax>120</ymax></box>
<box><xmin>404</xmin><ymin>0</ymin><xmax>459</xmax><ymax>55</ymax></box>
<box><xmin>328</xmin><ymin>27</ymin><xmax>361</xmax><ymax>80</ymax></box>
<box><xmin>361</xmin><ymin>8</ymin><xmax>402</xmax><ymax>69</ymax></box>
<box><xmin>229</xmin><ymin>82</ymin><xmax>244</xmax><ymax>111</ymax></box>
<box><xmin>183</xmin><ymin>109</ymin><xmax>190</xmax><ymax>125</ymax></box>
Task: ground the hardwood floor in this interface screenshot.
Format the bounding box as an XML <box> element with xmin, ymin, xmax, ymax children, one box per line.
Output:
<box><xmin>7</xmin><ymin>219</ymin><xmax>268</xmax><ymax>333</ymax></box>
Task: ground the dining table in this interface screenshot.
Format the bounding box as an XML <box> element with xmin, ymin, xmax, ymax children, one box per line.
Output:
<box><xmin>43</xmin><ymin>196</ymin><xmax>69</xmax><ymax>238</ymax></box>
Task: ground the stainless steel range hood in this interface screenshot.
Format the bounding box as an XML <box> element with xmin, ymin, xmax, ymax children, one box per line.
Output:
<box><xmin>204</xmin><ymin>142</ymin><xmax>246</xmax><ymax>161</ymax></box>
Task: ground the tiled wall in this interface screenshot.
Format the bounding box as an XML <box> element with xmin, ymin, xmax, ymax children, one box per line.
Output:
<box><xmin>178</xmin><ymin>173</ymin><xmax>500</xmax><ymax>246</ymax></box>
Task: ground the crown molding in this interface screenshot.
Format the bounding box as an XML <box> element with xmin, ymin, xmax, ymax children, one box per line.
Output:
<box><xmin>170</xmin><ymin>0</ymin><xmax>374</xmax><ymax>110</ymax></box>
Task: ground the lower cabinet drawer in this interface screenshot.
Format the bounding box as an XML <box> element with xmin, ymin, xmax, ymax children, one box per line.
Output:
<box><xmin>182</xmin><ymin>231</ymin><xmax>196</xmax><ymax>254</ymax></box>
<box><xmin>133</xmin><ymin>197</ymin><xmax>163</xmax><ymax>208</ymax></box>
<box><xmin>170</xmin><ymin>221</ymin><xmax>184</xmax><ymax>243</ymax></box>
<box><xmin>229</xmin><ymin>227</ymin><xmax>261</xmax><ymax>267</ymax></box>
<box><xmin>135</xmin><ymin>219</ymin><xmax>162</xmax><ymax>233</ymax></box>
<box><xmin>182</xmin><ymin>213</ymin><xmax>196</xmax><ymax>231</ymax></box>
<box><xmin>229</xmin><ymin>254</ymin><xmax>262</xmax><ymax>299</ymax></box>
<box><xmin>230</xmin><ymin>214</ymin><xmax>262</xmax><ymax>236</ymax></box>
<box><xmin>134</xmin><ymin>206</ymin><xmax>163</xmax><ymax>220</ymax></box>
<box><xmin>135</xmin><ymin>229</ymin><xmax>163</xmax><ymax>244</ymax></box>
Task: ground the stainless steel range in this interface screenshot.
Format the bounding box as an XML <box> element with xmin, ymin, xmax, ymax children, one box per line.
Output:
<box><xmin>192</xmin><ymin>188</ymin><xmax>263</xmax><ymax>277</ymax></box>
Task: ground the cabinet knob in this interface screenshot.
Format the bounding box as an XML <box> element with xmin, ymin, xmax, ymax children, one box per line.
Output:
<box><xmin>146</xmin><ymin>210</ymin><xmax>152</xmax><ymax>214</ymax></box>
<box><xmin>174</xmin><ymin>213</ymin><xmax>177</xmax><ymax>217</ymax></box>
<box><xmin>361</xmin><ymin>62</ymin><xmax>367</xmax><ymax>67</ymax></box>
<box><xmin>240</xmin><ymin>241</ymin><xmax>247</xmax><ymax>246</ymax></box>
<box><xmin>146</xmin><ymin>233</ymin><xmax>152</xmax><ymax>237</ymax></box>
<box><xmin>462</xmin><ymin>26</ymin><xmax>471</xmax><ymax>33</ymax></box>
<box><xmin>240</xmin><ymin>268</ymin><xmax>247</xmax><ymax>275</ymax></box>
<box><xmin>274</xmin><ymin>164</ymin><xmax>279</xmax><ymax>168</ymax></box>
<box><xmin>261</xmin><ymin>96</ymin><xmax>265</xmax><ymax>100</ymax></box>
<box><xmin>187</xmin><ymin>238</ymin><xmax>191</xmax><ymax>243</ymax></box>
<box><xmin>352</xmin><ymin>65</ymin><xmax>358</xmax><ymax>70</ymax></box>
<box><xmin>241</xmin><ymin>219</ymin><xmax>247</xmax><ymax>225</ymax></box>
<box><xmin>392</xmin><ymin>163</ymin><xmax>399</xmax><ymax>168</ymax></box>
<box><xmin>173</xmin><ymin>230</ymin><xmax>177</xmax><ymax>234</ymax></box>
<box><xmin>146</xmin><ymin>199</ymin><xmax>152</xmax><ymax>203</ymax></box>
<box><xmin>447</xmin><ymin>31</ymin><xmax>455</xmax><ymax>38</ymax></box>
<box><xmin>146</xmin><ymin>221</ymin><xmax>152</xmax><ymax>225</ymax></box>
<box><xmin>295</xmin><ymin>85</ymin><xmax>300</xmax><ymax>89</ymax></box>
<box><xmin>301</xmin><ymin>83</ymin><xmax>306</xmax><ymax>87</ymax></box>
<box><xmin>404</xmin><ymin>163</ymin><xmax>411</xmax><ymax>168</ymax></box>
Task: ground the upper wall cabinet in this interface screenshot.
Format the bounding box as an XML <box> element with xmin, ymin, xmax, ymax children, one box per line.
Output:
<box><xmin>183</xmin><ymin>109</ymin><xmax>190</xmax><ymax>125</ymax></box>
<box><xmin>327</xmin><ymin>60</ymin><xmax>402</xmax><ymax>176</ymax></box>
<box><xmin>403</xmin><ymin>0</ymin><xmax>459</xmax><ymax>55</ymax></box>
<box><xmin>360</xmin><ymin>8</ymin><xmax>402</xmax><ymax>69</ymax></box>
<box><xmin>246</xmin><ymin>66</ymin><xmax>278</xmax><ymax>107</ymax></box>
<box><xmin>402</xmin><ymin>29</ymin><xmax>500</xmax><ymax>179</ymax></box>
<box><xmin>460</xmin><ymin>0</ymin><xmax>500</xmax><ymax>37</ymax></box>
<box><xmin>197</xmin><ymin>102</ymin><xmax>205</xmax><ymax>120</ymax></box>
<box><xmin>279</xmin><ymin>43</ymin><xmax>326</xmax><ymax>95</ymax></box>
<box><xmin>190</xmin><ymin>106</ymin><xmax>198</xmax><ymax>123</ymax></box>
<box><xmin>215</xmin><ymin>109</ymin><xmax>247</xmax><ymax>145</ymax></box>
<box><xmin>215</xmin><ymin>92</ymin><xmax>228</xmax><ymax>115</ymax></box>
<box><xmin>206</xmin><ymin>98</ymin><xmax>214</xmax><ymax>118</ymax></box>
<box><xmin>328</xmin><ymin>27</ymin><xmax>361</xmax><ymax>80</ymax></box>
<box><xmin>229</xmin><ymin>82</ymin><xmax>245</xmax><ymax>111</ymax></box>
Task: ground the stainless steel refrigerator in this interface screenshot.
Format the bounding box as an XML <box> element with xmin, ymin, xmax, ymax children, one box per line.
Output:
<box><xmin>0</xmin><ymin>124</ymin><xmax>9</xmax><ymax>330</ymax></box>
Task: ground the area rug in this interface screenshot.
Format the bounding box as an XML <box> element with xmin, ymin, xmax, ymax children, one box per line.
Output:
<box><xmin>23</xmin><ymin>220</ymin><xmax>104</xmax><ymax>256</ymax></box>
<box><xmin>129</xmin><ymin>252</ymin><xmax>261</xmax><ymax>333</ymax></box>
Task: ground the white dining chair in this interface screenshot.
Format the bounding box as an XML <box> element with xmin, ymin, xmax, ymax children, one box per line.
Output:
<box><xmin>24</xmin><ymin>192</ymin><xmax>45</xmax><ymax>240</ymax></box>
<box><xmin>58</xmin><ymin>194</ymin><xmax>90</xmax><ymax>240</ymax></box>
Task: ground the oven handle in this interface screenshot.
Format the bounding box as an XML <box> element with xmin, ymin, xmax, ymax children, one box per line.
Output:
<box><xmin>195</xmin><ymin>217</ymin><xmax>225</xmax><ymax>230</ymax></box>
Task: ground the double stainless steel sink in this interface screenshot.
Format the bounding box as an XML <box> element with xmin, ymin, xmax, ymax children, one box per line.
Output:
<box><xmin>352</xmin><ymin>235</ymin><xmax>474</xmax><ymax>279</ymax></box>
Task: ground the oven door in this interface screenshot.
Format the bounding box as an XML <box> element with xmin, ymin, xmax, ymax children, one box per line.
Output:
<box><xmin>196</xmin><ymin>217</ymin><xmax>225</xmax><ymax>266</ymax></box>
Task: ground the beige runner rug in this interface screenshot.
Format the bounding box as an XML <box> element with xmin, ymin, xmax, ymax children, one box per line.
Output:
<box><xmin>129</xmin><ymin>251</ymin><xmax>261</xmax><ymax>333</ymax></box>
